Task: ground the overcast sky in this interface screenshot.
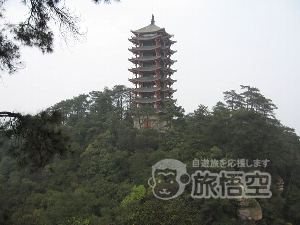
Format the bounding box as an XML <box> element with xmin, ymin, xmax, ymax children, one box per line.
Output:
<box><xmin>1</xmin><ymin>0</ymin><xmax>300</xmax><ymax>134</ymax></box>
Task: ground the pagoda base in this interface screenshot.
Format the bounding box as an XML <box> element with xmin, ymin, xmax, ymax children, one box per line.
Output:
<box><xmin>133</xmin><ymin>114</ymin><xmax>168</xmax><ymax>131</ymax></box>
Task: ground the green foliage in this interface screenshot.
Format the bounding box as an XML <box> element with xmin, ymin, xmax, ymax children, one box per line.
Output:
<box><xmin>121</xmin><ymin>185</ymin><xmax>146</xmax><ymax>206</ymax></box>
<box><xmin>1</xmin><ymin>111</ymin><xmax>70</xmax><ymax>170</ymax></box>
<box><xmin>248</xmin><ymin>199</ymin><xmax>258</xmax><ymax>207</ymax></box>
<box><xmin>0</xmin><ymin>85</ymin><xmax>299</xmax><ymax>224</ymax></box>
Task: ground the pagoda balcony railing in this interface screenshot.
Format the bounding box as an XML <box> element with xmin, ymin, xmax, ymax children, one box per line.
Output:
<box><xmin>131</xmin><ymin>98</ymin><xmax>160</xmax><ymax>103</ymax></box>
<box><xmin>129</xmin><ymin>77</ymin><xmax>177</xmax><ymax>83</ymax></box>
<box><xmin>129</xmin><ymin>66</ymin><xmax>177</xmax><ymax>73</ymax></box>
<box><xmin>140</xmin><ymin>76</ymin><xmax>156</xmax><ymax>80</ymax></box>
<box><xmin>129</xmin><ymin>56</ymin><xmax>160</xmax><ymax>62</ymax></box>
<box><xmin>131</xmin><ymin>87</ymin><xmax>176</xmax><ymax>93</ymax></box>
<box><xmin>129</xmin><ymin>45</ymin><xmax>161</xmax><ymax>52</ymax></box>
<box><xmin>129</xmin><ymin>45</ymin><xmax>171</xmax><ymax>52</ymax></box>
<box><xmin>131</xmin><ymin>97</ymin><xmax>173</xmax><ymax>103</ymax></box>
<box><xmin>131</xmin><ymin>87</ymin><xmax>160</xmax><ymax>92</ymax></box>
<box><xmin>129</xmin><ymin>66</ymin><xmax>160</xmax><ymax>72</ymax></box>
<box><xmin>129</xmin><ymin>76</ymin><xmax>158</xmax><ymax>82</ymax></box>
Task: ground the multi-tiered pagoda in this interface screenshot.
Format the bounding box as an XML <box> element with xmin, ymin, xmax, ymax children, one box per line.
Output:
<box><xmin>129</xmin><ymin>15</ymin><xmax>177</xmax><ymax>128</ymax></box>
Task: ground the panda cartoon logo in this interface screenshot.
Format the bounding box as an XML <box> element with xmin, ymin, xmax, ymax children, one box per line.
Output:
<box><xmin>148</xmin><ymin>159</ymin><xmax>190</xmax><ymax>200</ymax></box>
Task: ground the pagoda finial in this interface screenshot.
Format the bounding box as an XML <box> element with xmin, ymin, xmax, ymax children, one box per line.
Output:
<box><xmin>151</xmin><ymin>14</ymin><xmax>155</xmax><ymax>25</ymax></box>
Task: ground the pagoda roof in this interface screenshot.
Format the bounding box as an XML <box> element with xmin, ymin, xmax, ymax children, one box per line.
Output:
<box><xmin>162</xmin><ymin>77</ymin><xmax>177</xmax><ymax>83</ymax></box>
<box><xmin>131</xmin><ymin>87</ymin><xmax>176</xmax><ymax>93</ymax></box>
<box><xmin>131</xmin><ymin>24</ymin><xmax>165</xmax><ymax>34</ymax></box>
<box><xmin>129</xmin><ymin>45</ymin><xmax>161</xmax><ymax>52</ymax></box>
<box><xmin>129</xmin><ymin>34</ymin><xmax>161</xmax><ymax>42</ymax></box>
<box><xmin>129</xmin><ymin>66</ymin><xmax>160</xmax><ymax>73</ymax></box>
<box><xmin>129</xmin><ymin>56</ymin><xmax>160</xmax><ymax>63</ymax></box>
<box><xmin>132</xmin><ymin>98</ymin><xmax>161</xmax><ymax>103</ymax></box>
<box><xmin>129</xmin><ymin>34</ymin><xmax>175</xmax><ymax>42</ymax></box>
<box><xmin>129</xmin><ymin>45</ymin><xmax>176</xmax><ymax>55</ymax></box>
<box><xmin>131</xmin><ymin>15</ymin><xmax>172</xmax><ymax>39</ymax></box>
<box><xmin>131</xmin><ymin>98</ymin><xmax>173</xmax><ymax>104</ymax></box>
<box><xmin>162</xmin><ymin>67</ymin><xmax>177</xmax><ymax>73</ymax></box>
<box><xmin>161</xmin><ymin>57</ymin><xmax>177</xmax><ymax>63</ymax></box>
<box><xmin>128</xmin><ymin>56</ymin><xmax>176</xmax><ymax>64</ymax></box>
<box><xmin>129</xmin><ymin>77</ymin><xmax>176</xmax><ymax>84</ymax></box>
<box><xmin>129</xmin><ymin>66</ymin><xmax>177</xmax><ymax>73</ymax></box>
<box><xmin>129</xmin><ymin>76</ymin><xmax>159</xmax><ymax>83</ymax></box>
<box><xmin>131</xmin><ymin>87</ymin><xmax>160</xmax><ymax>93</ymax></box>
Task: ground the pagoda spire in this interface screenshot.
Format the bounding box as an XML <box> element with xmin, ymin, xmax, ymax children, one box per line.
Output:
<box><xmin>151</xmin><ymin>14</ymin><xmax>155</xmax><ymax>25</ymax></box>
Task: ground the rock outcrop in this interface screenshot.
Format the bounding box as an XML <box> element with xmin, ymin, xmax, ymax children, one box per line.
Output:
<box><xmin>237</xmin><ymin>198</ymin><xmax>262</xmax><ymax>225</ymax></box>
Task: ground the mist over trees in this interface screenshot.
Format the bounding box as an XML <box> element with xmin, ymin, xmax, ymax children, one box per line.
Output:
<box><xmin>0</xmin><ymin>85</ymin><xmax>300</xmax><ymax>224</ymax></box>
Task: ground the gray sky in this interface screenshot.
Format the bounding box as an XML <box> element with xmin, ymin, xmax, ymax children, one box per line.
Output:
<box><xmin>1</xmin><ymin>0</ymin><xmax>300</xmax><ymax>134</ymax></box>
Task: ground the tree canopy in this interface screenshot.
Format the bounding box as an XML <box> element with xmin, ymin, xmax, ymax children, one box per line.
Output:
<box><xmin>0</xmin><ymin>85</ymin><xmax>300</xmax><ymax>224</ymax></box>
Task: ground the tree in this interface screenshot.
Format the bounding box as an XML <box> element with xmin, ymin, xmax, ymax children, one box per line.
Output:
<box><xmin>0</xmin><ymin>110</ymin><xmax>70</xmax><ymax>170</ymax></box>
<box><xmin>240</xmin><ymin>85</ymin><xmax>277</xmax><ymax>117</ymax></box>
<box><xmin>0</xmin><ymin>0</ymin><xmax>119</xmax><ymax>76</ymax></box>
<box><xmin>0</xmin><ymin>85</ymin><xmax>300</xmax><ymax>224</ymax></box>
<box><xmin>223</xmin><ymin>90</ymin><xmax>244</xmax><ymax>110</ymax></box>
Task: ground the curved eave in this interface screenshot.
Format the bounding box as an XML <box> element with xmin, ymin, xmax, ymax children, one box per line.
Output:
<box><xmin>129</xmin><ymin>45</ymin><xmax>161</xmax><ymax>53</ymax></box>
<box><xmin>161</xmin><ymin>88</ymin><xmax>177</xmax><ymax>93</ymax></box>
<box><xmin>162</xmin><ymin>68</ymin><xmax>177</xmax><ymax>73</ymax></box>
<box><xmin>131</xmin><ymin>98</ymin><xmax>161</xmax><ymax>104</ymax></box>
<box><xmin>129</xmin><ymin>35</ymin><xmax>161</xmax><ymax>43</ymax></box>
<box><xmin>129</xmin><ymin>77</ymin><xmax>177</xmax><ymax>84</ymax></box>
<box><xmin>131</xmin><ymin>87</ymin><xmax>160</xmax><ymax>93</ymax></box>
<box><xmin>162</xmin><ymin>78</ymin><xmax>177</xmax><ymax>83</ymax></box>
<box><xmin>129</xmin><ymin>66</ymin><xmax>161</xmax><ymax>73</ymax></box>
<box><xmin>128</xmin><ymin>56</ymin><xmax>161</xmax><ymax>63</ymax></box>
<box><xmin>131</xmin><ymin>25</ymin><xmax>165</xmax><ymax>35</ymax></box>
<box><xmin>161</xmin><ymin>57</ymin><xmax>177</xmax><ymax>63</ymax></box>
<box><xmin>162</xmin><ymin>34</ymin><xmax>173</xmax><ymax>39</ymax></box>
<box><xmin>129</xmin><ymin>67</ymin><xmax>176</xmax><ymax>74</ymax></box>
<box><xmin>131</xmin><ymin>98</ymin><xmax>174</xmax><ymax>104</ymax></box>
<box><xmin>161</xmin><ymin>48</ymin><xmax>177</xmax><ymax>55</ymax></box>
<box><xmin>130</xmin><ymin>87</ymin><xmax>176</xmax><ymax>93</ymax></box>
<box><xmin>168</xmin><ymin>60</ymin><xmax>177</xmax><ymax>65</ymax></box>
<box><xmin>129</xmin><ymin>77</ymin><xmax>159</xmax><ymax>83</ymax></box>
<box><xmin>161</xmin><ymin>46</ymin><xmax>171</xmax><ymax>50</ymax></box>
<box><xmin>161</xmin><ymin>36</ymin><xmax>177</xmax><ymax>44</ymax></box>
<box><xmin>129</xmin><ymin>56</ymin><xmax>176</xmax><ymax>65</ymax></box>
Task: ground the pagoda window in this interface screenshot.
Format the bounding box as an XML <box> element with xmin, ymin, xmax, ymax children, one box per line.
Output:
<box><xmin>144</xmin><ymin>83</ymin><xmax>152</xmax><ymax>88</ymax></box>
<box><xmin>143</xmin><ymin>62</ymin><xmax>155</xmax><ymax>67</ymax></box>
<box><xmin>143</xmin><ymin>52</ymin><xmax>155</xmax><ymax>57</ymax></box>
<box><xmin>143</xmin><ymin>40</ymin><xmax>155</xmax><ymax>46</ymax></box>
<box><xmin>144</xmin><ymin>93</ymin><xmax>154</xmax><ymax>98</ymax></box>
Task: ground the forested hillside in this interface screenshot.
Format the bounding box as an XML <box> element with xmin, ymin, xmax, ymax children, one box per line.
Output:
<box><xmin>0</xmin><ymin>85</ymin><xmax>300</xmax><ymax>225</ymax></box>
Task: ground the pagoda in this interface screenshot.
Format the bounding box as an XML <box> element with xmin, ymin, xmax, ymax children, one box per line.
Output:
<box><xmin>128</xmin><ymin>15</ymin><xmax>177</xmax><ymax>129</ymax></box>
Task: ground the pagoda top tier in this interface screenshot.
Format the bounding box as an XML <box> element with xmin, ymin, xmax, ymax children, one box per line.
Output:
<box><xmin>131</xmin><ymin>15</ymin><xmax>170</xmax><ymax>35</ymax></box>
